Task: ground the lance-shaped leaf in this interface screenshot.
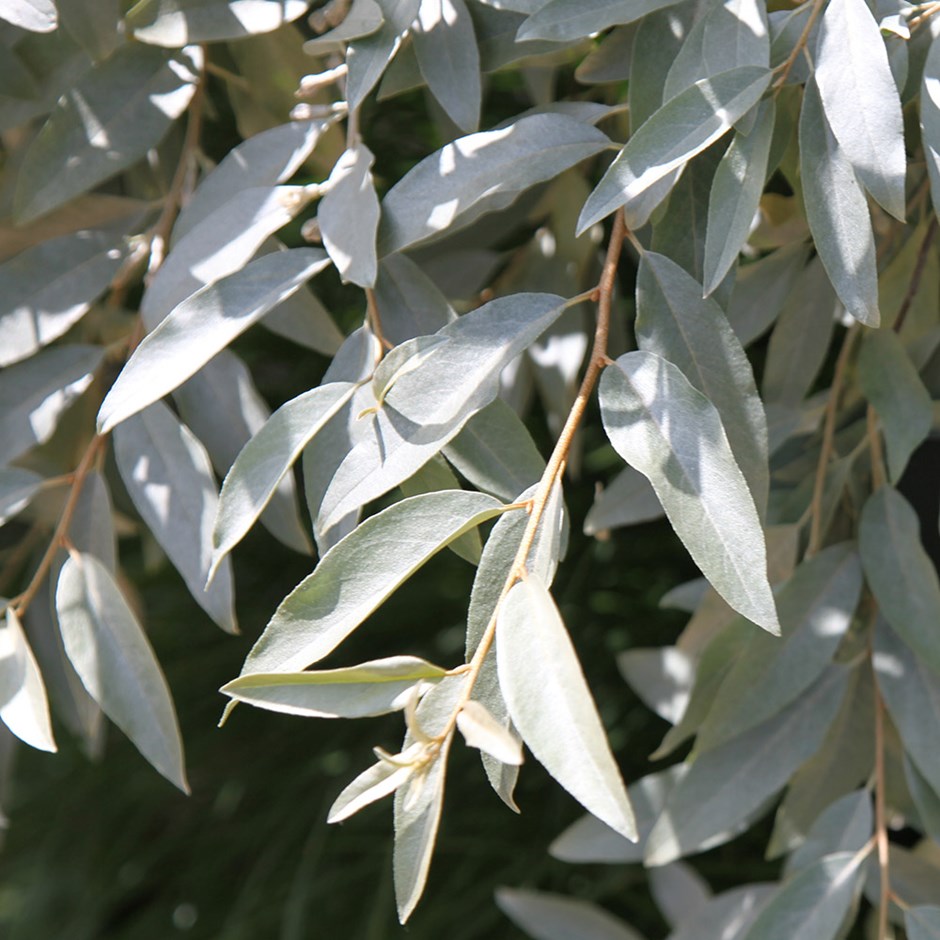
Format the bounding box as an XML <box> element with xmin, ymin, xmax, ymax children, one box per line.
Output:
<box><xmin>173</xmin><ymin>120</ymin><xmax>329</xmax><ymax>240</ymax></box>
<box><xmin>858</xmin><ymin>330</ymin><xmax>931</xmax><ymax>482</ymax></box>
<box><xmin>55</xmin><ymin>553</ymin><xmax>188</xmax><ymax>792</ymax></box>
<box><xmin>126</xmin><ymin>0</ymin><xmax>309</xmax><ymax>45</ymax></box>
<box><xmin>923</xmin><ymin>37</ymin><xmax>940</xmax><ymax>220</ymax></box>
<box><xmin>456</xmin><ymin>700</ymin><xmax>523</xmax><ymax>765</ymax></box>
<box><xmin>378</xmin><ymin>114</ymin><xmax>610</xmax><ymax>255</ymax></box>
<box><xmin>13</xmin><ymin>46</ymin><xmax>200</xmax><ymax>224</ymax></box>
<box><xmin>518</xmin><ymin>0</ymin><xmax>681</xmax><ymax>41</ymax></box>
<box><xmin>0</xmin><ymin>468</ymin><xmax>43</xmax><ymax>527</ymax></box>
<box><xmin>210</xmin><ymin>382</ymin><xmax>356</xmax><ymax>579</ymax></box>
<box><xmin>98</xmin><ymin>249</ymin><xmax>330</xmax><ymax>433</ymax></box>
<box><xmin>799</xmin><ymin>78</ymin><xmax>878</xmax><ymax>327</ymax></box>
<box><xmin>873</xmin><ymin>616</ymin><xmax>940</xmax><ymax>795</ymax></box>
<box><xmin>906</xmin><ymin>755</ymin><xmax>940</xmax><ymax>845</ymax></box>
<box><xmin>908</xmin><ymin>906</ymin><xmax>940</xmax><ymax>940</ymax></box>
<box><xmin>814</xmin><ymin>0</ymin><xmax>906</xmax><ymax>219</ymax></box>
<box><xmin>695</xmin><ymin>543</ymin><xmax>862</xmax><ymax>751</ymax></box>
<box><xmin>703</xmin><ymin>99</ymin><xmax>775</xmax><ymax>295</ymax></box>
<box><xmin>0</xmin><ymin>229</ymin><xmax>126</xmax><ymax>367</ymax></box>
<box><xmin>372</xmin><ymin>254</ymin><xmax>456</xmax><ymax>345</ymax></box>
<box><xmin>0</xmin><ymin>344</ymin><xmax>103</xmax><ymax>464</ymax></box>
<box><xmin>860</xmin><ymin>487</ymin><xmax>940</xmax><ymax>676</ymax></box>
<box><xmin>667</xmin><ymin>884</ymin><xmax>775</xmax><ymax>940</ymax></box>
<box><xmin>645</xmin><ymin>666</ymin><xmax>849</xmax><ymax>865</ymax></box>
<box><xmin>318</xmin><ymin>293</ymin><xmax>566</xmax><ymax>530</ymax></box>
<box><xmin>56</xmin><ymin>0</ymin><xmax>122</xmax><ymax>61</ymax></box>
<box><xmin>650</xmin><ymin>863</ymin><xmax>711</xmax><ymax>930</ymax></box>
<box><xmin>345</xmin><ymin>0</ymin><xmax>421</xmax><ymax>110</ymax></box>
<box><xmin>496</xmin><ymin>888</ymin><xmax>645</xmax><ymax>940</ymax></box>
<box><xmin>242</xmin><ymin>491</ymin><xmax>508</xmax><ymax>674</ymax></box>
<box><xmin>584</xmin><ymin>465</ymin><xmax>663</xmax><ymax>535</ymax></box>
<box><xmin>221</xmin><ymin>655</ymin><xmax>447</xmax><ymax>719</ymax></box>
<box><xmin>328</xmin><ymin>753</ymin><xmax>416</xmax><ymax>824</ymax></box>
<box><xmin>497</xmin><ymin>575</ymin><xmax>637</xmax><ymax>841</ymax></box>
<box><xmin>739</xmin><ymin>852</ymin><xmax>865</xmax><ymax>940</ymax></box>
<box><xmin>617</xmin><ymin>646</ymin><xmax>693</xmax><ymax>725</ymax></box>
<box><xmin>0</xmin><ymin>608</ymin><xmax>55</xmax><ymax>752</ymax></box>
<box><xmin>600</xmin><ymin>351</ymin><xmax>778</xmax><ymax>633</ymax></box>
<box><xmin>785</xmin><ymin>790</ymin><xmax>872</xmax><ymax>875</ymax></box>
<box><xmin>0</xmin><ymin>0</ymin><xmax>57</xmax><ymax>31</ymax></box>
<box><xmin>577</xmin><ymin>67</ymin><xmax>772</xmax><ymax>233</ymax></box>
<box><xmin>413</xmin><ymin>0</ymin><xmax>481</xmax><ymax>133</ymax></box>
<box><xmin>144</xmin><ymin>186</ymin><xmax>317</xmax><ymax>329</ymax></box>
<box><xmin>305</xmin><ymin>0</ymin><xmax>383</xmax><ymax>51</ymax></box>
<box><xmin>636</xmin><ymin>251</ymin><xmax>769</xmax><ymax>518</ymax></box>
<box><xmin>113</xmin><ymin>402</ymin><xmax>237</xmax><ymax>635</ymax></box>
<box><xmin>318</xmin><ymin>143</ymin><xmax>380</xmax><ymax>288</ymax></box>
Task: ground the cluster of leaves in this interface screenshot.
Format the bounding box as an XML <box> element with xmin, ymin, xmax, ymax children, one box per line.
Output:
<box><xmin>3</xmin><ymin>0</ymin><xmax>940</xmax><ymax>935</ymax></box>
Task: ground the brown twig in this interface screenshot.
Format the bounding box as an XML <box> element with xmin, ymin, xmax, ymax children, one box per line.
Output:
<box><xmin>365</xmin><ymin>288</ymin><xmax>393</xmax><ymax>352</ymax></box>
<box><xmin>772</xmin><ymin>0</ymin><xmax>827</xmax><ymax>90</ymax></box>
<box><xmin>867</xmin><ymin>405</ymin><xmax>887</xmax><ymax>490</ymax></box>
<box><xmin>807</xmin><ymin>324</ymin><xmax>860</xmax><ymax>556</ymax></box>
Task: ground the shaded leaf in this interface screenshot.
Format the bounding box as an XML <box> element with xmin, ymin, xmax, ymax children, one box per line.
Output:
<box><xmin>113</xmin><ymin>402</ymin><xmax>237</xmax><ymax>634</ymax></box>
<box><xmin>98</xmin><ymin>249</ymin><xmax>330</xmax><ymax>433</ymax></box>
<box><xmin>518</xmin><ymin>0</ymin><xmax>681</xmax><ymax>42</ymax></box>
<box><xmin>599</xmin><ymin>351</ymin><xmax>778</xmax><ymax>633</ymax></box>
<box><xmin>496</xmin><ymin>887</ymin><xmax>646</xmax><ymax>940</ymax></box>
<box><xmin>372</xmin><ymin>253</ymin><xmax>456</xmax><ymax>345</ymax></box>
<box><xmin>0</xmin><ymin>468</ymin><xmax>43</xmax><ymax>527</ymax></box>
<box><xmin>785</xmin><ymin>790</ymin><xmax>872</xmax><ymax>875</ymax></box>
<box><xmin>0</xmin><ymin>608</ymin><xmax>55</xmax><ymax>752</ymax></box>
<box><xmin>578</xmin><ymin>67</ymin><xmax>772</xmax><ymax>233</ymax></box>
<box><xmin>243</xmin><ymin>491</ymin><xmax>508</xmax><ymax>674</ymax></box>
<box><xmin>584</xmin><ymin>465</ymin><xmax>663</xmax><ymax>536</ymax></box>
<box><xmin>13</xmin><ymin>46</ymin><xmax>200</xmax><ymax>223</ymax></box>
<box><xmin>666</xmin><ymin>884</ymin><xmax>775</xmax><ymax>940</ymax></box>
<box><xmin>922</xmin><ymin>36</ymin><xmax>940</xmax><ymax>220</ymax></box>
<box><xmin>907</xmin><ymin>906</ymin><xmax>940</xmax><ymax>940</ymax></box>
<box><xmin>55</xmin><ymin>553</ymin><xmax>188</xmax><ymax>792</ymax></box>
<box><xmin>497</xmin><ymin>575</ymin><xmax>637</xmax><ymax>841</ymax></box>
<box><xmin>617</xmin><ymin>646</ymin><xmax>693</xmax><ymax>725</ymax></box>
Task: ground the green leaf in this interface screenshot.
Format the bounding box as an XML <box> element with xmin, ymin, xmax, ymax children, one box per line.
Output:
<box><xmin>921</xmin><ymin>36</ymin><xmax>940</xmax><ymax>220</ymax></box>
<box><xmin>667</xmin><ymin>885</ymin><xmax>775</xmax><ymax>940</ymax></box>
<box><xmin>496</xmin><ymin>888</ymin><xmax>645</xmax><ymax>940</ymax></box>
<box><xmin>584</xmin><ymin>466</ymin><xmax>663</xmax><ymax>536</ymax></box>
<box><xmin>857</xmin><ymin>329</ymin><xmax>932</xmax><ymax>482</ymax></box>
<box><xmin>378</xmin><ymin>113</ymin><xmax>610</xmax><ymax>255</ymax></box>
<box><xmin>907</xmin><ymin>906</ymin><xmax>940</xmax><ymax>940</ymax></box>
<box><xmin>636</xmin><ymin>251</ymin><xmax>769</xmax><ymax>518</ymax></box>
<box><xmin>98</xmin><ymin>249</ymin><xmax>330</xmax><ymax>433</ymax></box>
<box><xmin>703</xmin><ymin>99</ymin><xmax>775</xmax><ymax>295</ymax></box>
<box><xmin>785</xmin><ymin>790</ymin><xmax>873</xmax><ymax>875</ymax></box>
<box><xmin>113</xmin><ymin>401</ymin><xmax>238</xmax><ymax>635</ymax></box>
<box><xmin>210</xmin><ymin>382</ymin><xmax>357</xmax><ymax>577</ymax></box>
<box><xmin>456</xmin><ymin>700</ymin><xmax>523</xmax><ymax>765</ymax></box>
<box><xmin>221</xmin><ymin>655</ymin><xmax>447</xmax><ymax>719</ymax></box>
<box><xmin>799</xmin><ymin>78</ymin><xmax>879</xmax><ymax>327</ymax></box>
<box><xmin>873</xmin><ymin>616</ymin><xmax>940</xmax><ymax>795</ymax></box>
<box><xmin>517</xmin><ymin>0</ymin><xmax>681</xmax><ymax>42</ymax></box>
<box><xmin>577</xmin><ymin>67</ymin><xmax>773</xmax><ymax>233</ymax></box>
<box><xmin>695</xmin><ymin>543</ymin><xmax>862</xmax><ymax>751</ymax></box>
<box><xmin>905</xmin><ymin>754</ymin><xmax>940</xmax><ymax>845</ymax></box>
<box><xmin>739</xmin><ymin>852</ymin><xmax>865</xmax><ymax>940</ymax></box>
<box><xmin>814</xmin><ymin>0</ymin><xmax>906</xmax><ymax>219</ymax></box>
<box><xmin>648</xmin><ymin>862</ymin><xmax>711</xmax><ymax>930</ymax></box>
<box><xmin>0</xmin><ymin>608</ymin><xmax>55</xmax><ymax>752</ymax></box>
<box><xmin>629</xmin><ymin>6</ymin><xmax>695</xmax><ymax>129</ymax></box>
<box><xmin>305</xmin><ymin>0</ymin><xmax>383</xmax><ymax>51</ymax></box>
<box><xmin>0</xmin><ymin>468</ymin><xmax>43</xmax><ymax>527</ymax></box>
<box><xmin>497</xmin><ymin>575</ymin><xmax>637</xmax><ymax>841</ymax></box>
<box><xmin>318</xmin><ymin>293</ymin><xmax>566</xmax><ymax>529</ymax></box>
<box><xmin>413</xmin><ymin>0</ymin><xmax>481</xmax><ymax>132</ymax></box>
<box><xmin>56</xmin><ymin>0</ymin><xmax>122</xmax><ymax>61</ymax></box>
<box><xmin>127</xmin><ymin>0</ymin><xmax>309</xmax><ymax>45</ymax></box>
<box><xmin>55</xmin><ymin>552</ymin><xmax>188</xmax><ymax>792</ymax></box>
<box><xmin>328</xmin><ymin>755</ymin><xmax>414</xmax><ymax>824</ymax></box>
<box><xmin>0</xmin><ymin>229</ymin><xmax>126</xmax><ymax>367</ymax></box>
<box><xmin>174</xmin><ymin>351</ymin><xmax>311</xmax><ymax>556</ymax></box>
<box><xmin>645</xmin><ymin>666</ymin><xmax>849</xmax><ymax>865</ymax></box>
<box><xmin>13</xmin><ymin>45</ymin><xmax>200</xmax><ymax>223</ymax></box>
<box><xmin>575</xmin><ymin>24</ymin><xmax>635</xmax><ymax>84</ymax></box>
<box><xmin>599</xmin><ymin>351</ymin><xmax>778</xmax><ymax>634</ymax></box>
<box><xmin>318</xmin><ymin>143</ymin><xmax>380</xmax><ymax>288</ymax></box>
<box><xmin>173</xmin><ymin>119</ymin><xmax>329</xmax><ymax>241</ymax></box>
<box><xmin>243</xmin><ymin>491</ymin><xmax>508</xmax><ymax>674</ymax></box>
<box><xmin>860</xmin><ymin>487</ymin><xmax>940</xmax><ymax>676</ymax></box>
<box><xmin>550</xmin><ymin>767</ymin><xmax>685</xmax><ymax>864</ymax></box>
<box><xmin>372</xmin><ymin>254</ymin><xmax>456</xmax><ymax>345</ymax></box>
<box><xmin>0</xmin><ymin>344</ymin><xmax>103</xmax><ymax>464</ymax></box>
<box><xmin>617</xmin><ymin>646</ymin><xmax>693</xmax><ymax>725</ymax></box>
<box><xmin>0</xmin><ymin>0</ymin><xmax>57</xmax><ymax>31</ymax></box>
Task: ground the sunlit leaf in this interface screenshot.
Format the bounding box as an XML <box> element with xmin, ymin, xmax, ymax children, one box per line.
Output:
<box><xmin>0</xmin><ymin>608</ymin><xmax>55</xmax><ymax>752</ymax></box>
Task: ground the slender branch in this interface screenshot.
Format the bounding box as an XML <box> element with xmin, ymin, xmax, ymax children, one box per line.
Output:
<box><xmin>867</xmin><ymin>405</ymin><xmax>887</xmax><ymax>490</ymax></box>
<box><xmin>772</xmin><ymin>0</ymin><xmax>827</xmax><ymax>90</ymax></box>
<box><xmin>365</xmin><ymin>288</ymin><xmax>392</xmax><ymax>351</ymax></box>
<box><xmin>436</xmin><ymin>209</ymin><xmax>628</xmax><ymax>740</ymax></box>
<box><xmin>807</xmin><ymin>324</ymin><xmax>860</xmax><ymax>556</ymax></box>
<box><xmin>892</xmin><ymin>217</ymin><xmax>937</xmax><ymax>333</ymax></box>
<box><xmin>9</xmin><ymin>435</ymin><xmax>105</xmax><ymax>618</ymax></box>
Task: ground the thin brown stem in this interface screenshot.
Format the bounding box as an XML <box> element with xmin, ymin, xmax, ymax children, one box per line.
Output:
<box><xmin>437</xmin><ymin>209</ymin><xmax>628</xmax><ymax>739</ymax></box>
<box><xmin>773</xmin><ymin>0</ymin><xmax>827</xmax><ymax>90</ymax></box>
<box><xmin>10</xmin><ymin>435</ymin><xmax>105</xmax><ymax>618</ymax></box>
<box><xmin>807</xmin><ymin>324</ymin><xmax>860</xmax><ymax>556</ymax></box>
<box><xmin>365</xmin><ymin>288</ymin><xmax>392</xmax><ymax>351</ymax></box>
<box><xmin>867</xmin><ymin>405</ymin><xmax>887</xmax><ymax>490</ymax></box>
<box><xmin>892</xmin><ymin>217</ymin><xmax>937</xmax><ymax>333</ymax></box>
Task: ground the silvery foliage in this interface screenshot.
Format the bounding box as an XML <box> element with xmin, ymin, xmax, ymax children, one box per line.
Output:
<box><xmin>1</xmin><ymin>0</ymin><xmax>940</xmax><ymax>932</ymax></box>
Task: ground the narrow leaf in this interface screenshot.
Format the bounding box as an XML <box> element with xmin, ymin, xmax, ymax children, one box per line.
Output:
<box><xmin>0</xmin><ymin>469</ymin><xmax>43</xmax><ymax>527</ymax></box>
<box><xmin>457</xmin><ymin>700</ymin><xmax>523</xmax><ymax>765</ymax></box>
<box><xmin>907</xmin><ymin>906</ymin><xmax>940</xmax><ymax>940</ymax></box>
<box><xmin>497</xmin><ymin>575</ymin><xmax>637</xmax><ymax>841</ymax></box>
<box><xmin>584</xmin><ymin>466</ymin><xmax>663</xmax><ymax>536</ymax></box>
<box><xmin>518</xmin><ymin>0</ymin><xmax>681</xmax><ymax>41</ymax></box>
<box><xmin>577</xmin><ymin>67</ymin><xmax>773</xmax><ymax>233</ymax></box>
<box><xmin>922</xmin><ymin>36</ymin><xmax>940</xmax><ymax>221</ymax></box>
<box><xmin>55</xmin><ymin>553</ymin><xmax>188</xmax><ymax>792</ymax></box>
<box><xmin>328</xmin><ymin>758</ymin><xmax>414</xmax><ymax>824</ymax></box>
<box><xmin>243</xmin><ymin>491</ymin><xmax>508</xmax><ymax>674</ymax></box>
<box><xmin>600</xmin><ymin>351</ymin><xmax>778</xmax><ymax>633</ymax></box>
<box><xmin>667</xmin><ymin>885</ymin><xmax>775</xmax><ymax>940</ymax></box>
<box><xmin>496</xmin><ymin>888</ymin><xmax>645</xmax><ymax>940</ymax></box>
<box><xmin>0</xmin><ymin>608</ymin><xmax>55</xmax><ymax>752</ymax></box>
<box><xmin>98</xmin><ymin>249</ymin><xmax>330</xmax><ymax>433</ymax></box>
<box><xmin>0</xmin><ymin>0</ymin><xmax>57</xmax><ymax>31</ymax></box>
